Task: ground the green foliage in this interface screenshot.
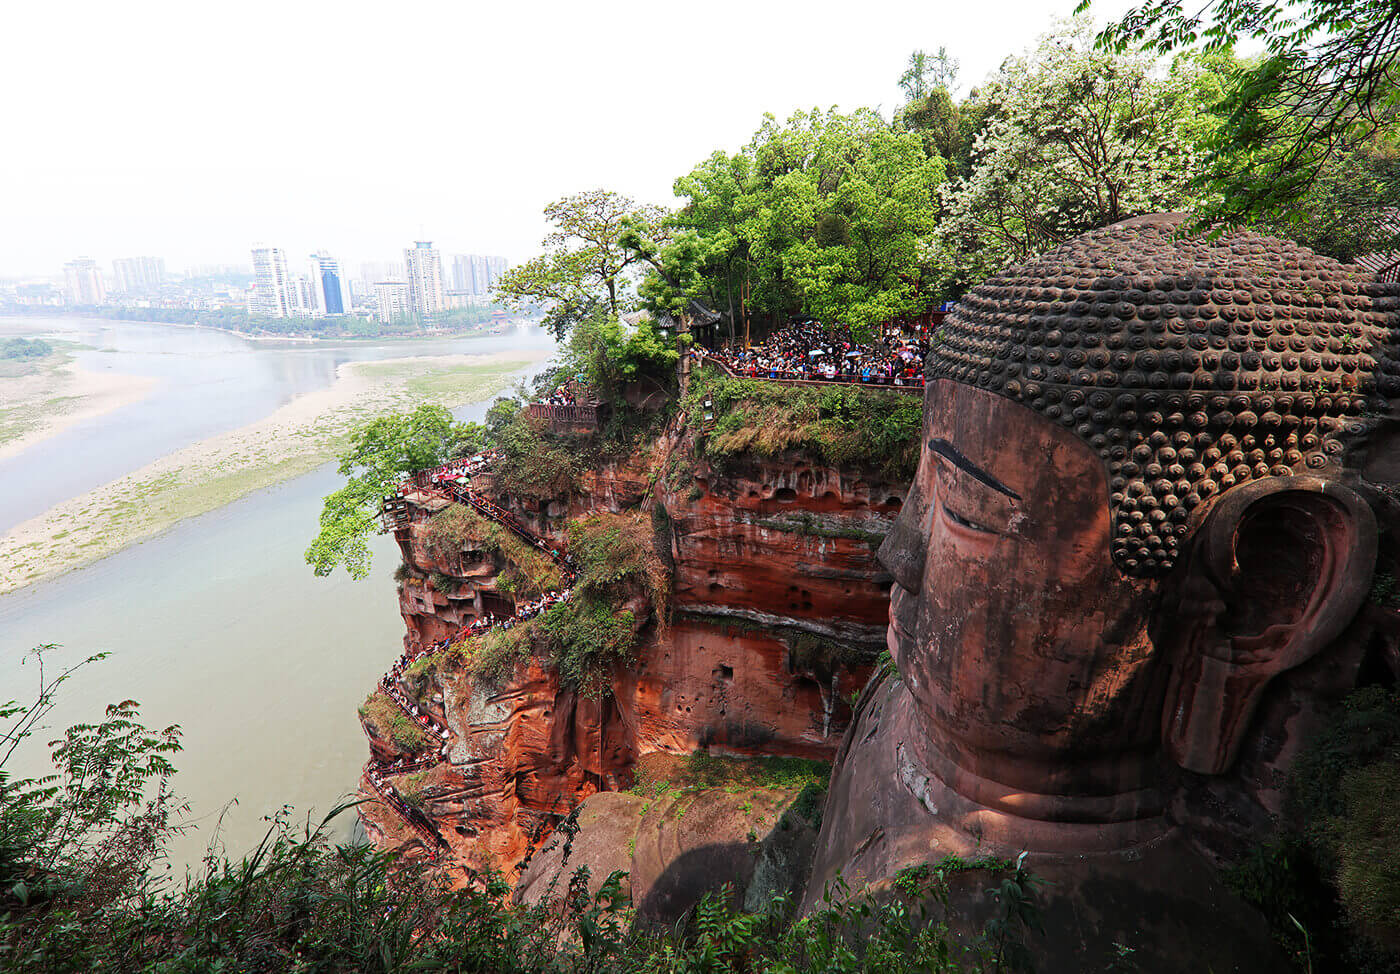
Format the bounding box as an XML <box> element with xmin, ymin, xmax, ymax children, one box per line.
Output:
<box><xmin>357</xmin><ymin>692</ymin><xmax>430</xmax><ymax>752</ymax></box>
<box><xmin>540</xmin><ymin>600</ymin><xmax>637</xmax><ymax>697</ymax></box>
<box><xmin>486</xmin><ymin>397</ymin><xmax>590</xmax><ymax>499</ymax></box>
<box><xmin>1</xmin><ymin>647</ymin><xmax>181</xmax><ymax>941</ymax></box>
<box><xmin>494</xmin><ymin>189</ymin><xmax>668</xmax><ymax>339</ymax></box>
<box><xmin>1092</xmin><ymin>0</ymin><xmax>1400</xmax><ymax>230</ymax></box>
<box><xmin>899</xmin><ymin>47</ymin><xmax>959</xmax><ymax>102</ymax></box>
<box><xmin>1261</xmin><ymin>145</ymin><xmax>1400</xmax><ymax>261</ymax></box>
<box><xmin>305</xmin><ymin>404</ymin><xmax>485</xmax><ymax>579</ymax></box>
<box><xmin>424</xmin><ymin>503</ymin><xmax>562</xmax><ymax>599</ymax></box>
<box><xmin>449</xmin><ymin>616</ymin><xmax>540</xmax><ymax>685</ymax></box>
<box><xmin>937</xmin><ymin>17</ymin><xmax>1216</xmax><ymax>287</ymax></box>
<box><xmin>566</xmin><ymin>311</ymin><xmax>679</xmax><ymax>402</ymax></box>
<box><xmin>630</xmin><ymin>750</ymin><xmax>831</xmax><ymax>799</ymax></box>
<box><xmin>685</xmin><ymin>366</ymin><xmax>921</xmax><ymax>480</ymax></box>
<box><xmin>568</xmin><ymin>513</ymin><xmax>670</xmax><ymax>616</ymax></box>
<box><xmin>647</xmin><ymin>108</ymin><xmax>947</xmax><ymax>340</ymax></box>
<box><xmin>0</xmin><ymin>647</ymin><xmax>1052</xmax><ymax>974</ymax></box>
<box><xmin>451</xmin><ymin>512</ymin><xmax>673</xmax><ymax>695</ymax></box>
<box><xmin>1225</xmin><ymin>686</ymin><xmax>1400</xmax><ymax>970</ymax></box>
<box><xmin>1331</xmin><ymin>763</ymin><xmax>1400</xmax><ymax>940</ymax></box>
<box><xmin>0</xmin><ymin>338</ymin><xmax>52</xmax><ymax>360</ymax></box>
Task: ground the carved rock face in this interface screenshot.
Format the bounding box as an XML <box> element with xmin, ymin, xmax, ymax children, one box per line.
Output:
<box><xmin>928</xmin><ymin>213</ymin><xmax>1400</xmax><ymax>575</ymax></box>
<box><xmin>881</xmin><ymin>379</ymin><xmax>1165</xmax><ymax>822</ymax></box>
<box><xmin>807</xmin><ymin>217</ymin><xmax>1398</xmax><ymax>968</ymax></box>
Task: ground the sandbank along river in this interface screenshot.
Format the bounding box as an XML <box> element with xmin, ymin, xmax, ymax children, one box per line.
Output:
<box><xmin>0</xmin><ymin>315</ymin><xmax>557</xmax><ymax>869</ymax></box>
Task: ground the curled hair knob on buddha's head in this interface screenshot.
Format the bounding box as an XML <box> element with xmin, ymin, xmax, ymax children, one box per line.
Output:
<box><xmin>929</xmin><ymin>212</ymin><xmax>1400</xmax><ymax>576</ymax></box>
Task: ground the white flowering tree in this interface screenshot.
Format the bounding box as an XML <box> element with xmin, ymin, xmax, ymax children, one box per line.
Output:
<box><xmin>938</xmin><ymin>19</ymin><xmax>1219</xmax><ymax>284</ymax></box>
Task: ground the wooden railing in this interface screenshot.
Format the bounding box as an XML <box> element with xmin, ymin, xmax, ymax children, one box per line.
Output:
<box><xmin>526</xmin><ymin>401</ymin><xmax>599</xmax><ymax>425</ymax></box>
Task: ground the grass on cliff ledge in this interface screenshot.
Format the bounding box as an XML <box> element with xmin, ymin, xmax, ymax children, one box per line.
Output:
<box><xmin>424</xmin><ymin>502</ymin><xmax>562</xmax><ymax>598</ymax></box>
<box><xmin>684</xmin><ymin>365</ymin><xmax>922</xmax><ymax>480</ymax></box>
<box><xmin>442</xmin><ymin>512</ymin><xmax>671</xmax><ymax>697</ymax></box>
<box><xmin>358</xmin><ymin>691</ymin><xmax>430</xmax><ymax>752</ymax></box>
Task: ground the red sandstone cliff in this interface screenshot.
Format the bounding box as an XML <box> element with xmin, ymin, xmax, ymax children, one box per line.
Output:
<box><xmin>358</xmin><ymin>432</ymin><xmax>905</xmax><ymax>880</ymax></box>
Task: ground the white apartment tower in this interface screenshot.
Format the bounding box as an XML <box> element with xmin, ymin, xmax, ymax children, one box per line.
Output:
<box><xmin>404</xmin><ymin>241</ymin><xmax>444</xmax><ymax>319</ymax></box>
<box><xmin>64</xmin><ymin>258</ymin><xmax>106</xmax><ymax>305</ymax></box>
<box><xmin>374</xmin><ymin>281</ymin><xmax>412</xmax><ymax>322</ymax></box>
<box><xmin>250</xmin><ymin>246</ymin><xmax>293</xmax><ymax>317</ymax></box>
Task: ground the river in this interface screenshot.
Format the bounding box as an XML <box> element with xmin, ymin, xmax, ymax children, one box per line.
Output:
<box><xmin>0</xmin><ymin>316</ymin><xmax>557</xmax><ymax>870</ymax></box>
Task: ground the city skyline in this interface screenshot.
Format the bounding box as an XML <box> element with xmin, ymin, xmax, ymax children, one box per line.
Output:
<box><xmin>0</xmin><ymin>0</ymin><xmax>1138</xmax><ymax>276</ymax></box>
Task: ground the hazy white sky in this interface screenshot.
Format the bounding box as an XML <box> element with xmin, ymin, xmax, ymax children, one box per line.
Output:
<box><xmin>1</xmin><ymin>0</ymin><xmax>1135</xmax><ymax>276</ymax></box>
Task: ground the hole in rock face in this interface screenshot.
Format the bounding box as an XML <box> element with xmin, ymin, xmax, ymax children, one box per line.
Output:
<box><xmin>775</xmin><ymin>487</ymin><xmax>798</xmax><ymax>503</ymax></box>
<box><xmin>885</xmin><ymin>497</ymin><xmax>903</xmax><ymax>510</ymax></box>
<box><xmin>716</xmin><ymin>664</ymin><xmax>734</xmax><ymax>682</ymax></box>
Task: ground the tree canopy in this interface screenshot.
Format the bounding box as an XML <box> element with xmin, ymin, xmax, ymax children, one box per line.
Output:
<box><xmin>644</xmin><ymin>108</ymin><xmax>947</xmax><ymax>342</ymax></box>
<box><xmin>493</xmin><ymin>189</ymin><xmax>667</xmax><ymax>339</ymax></box>
<box><xmin>936</xmin><ymin>19</ymin><xmax>1218</xmax><ymax>283</ymax></box>
<box><xmin>305</xmin><ymin>405</ymin><xmax>485</xmax><ymax>579</ymax></box>
<box><xmin>1088</xmin><ymin>0</ymin><xmax>1400</xmax><ymax>230</ymax></box>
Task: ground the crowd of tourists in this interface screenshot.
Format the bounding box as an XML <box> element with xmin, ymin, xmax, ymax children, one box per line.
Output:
<box><xmin>370</xmin><ymin>456</ymin><xmax>580</xmax><ymax>840</ymax></box>
<box><xmin>364</xmin><ymin>760</ymin><xmax>448</xmax><ymax>851</ymax></box>
<box><xmin>378</xmin><ymin>674</ymin><xmax>453</xmax><ymax>751</ymax></box>
<box><xmin>697</xmin><ymin>322</ymin><xmax>928</xmax><ymax>386</ymax></box>
<box><xmin>545</xmin><ymin>384</ymin><xmax>580</xmax><ymax>406</ymax></box>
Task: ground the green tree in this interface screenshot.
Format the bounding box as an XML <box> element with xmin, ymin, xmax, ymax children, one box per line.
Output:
<box><xmin>566</xmin><ymin>311</ymin><xmax>680</xmax><ymax>401</ymax></box>
<box><xmin>305</xmin><ymin>404</ymin><xmax>485</xmax><ymax>579</ymax></box>
<box><xmin>1089</xmin><ymin>0</ymin><xmax>1400</xmax><ymax>229</ymax></box>
<box><xmin>1267</xmin><ymin>144</ymin><xmax>1400</xmax><ymax>260</ymax></box>
<box><xmin>494</xmin><ymin>189</ymin><xmax>668</xmax><ymax>339</ymax></box>
<box><xmin>648</xmin><ymin>108</ymin><xmax>946</xmax><ymax>341</ymax></box>
<box><xmin>899</xmin><ymin>47</ymin><xmax>959</xmax><ymax>102</ymax></box>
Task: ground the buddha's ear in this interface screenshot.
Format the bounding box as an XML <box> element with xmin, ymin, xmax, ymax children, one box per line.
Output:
<box><xmin>1163</xmin><ymin>476</ymin><xmax>1377</xmax><ymax>774</ymax></box>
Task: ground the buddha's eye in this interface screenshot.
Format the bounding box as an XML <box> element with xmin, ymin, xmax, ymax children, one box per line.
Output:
<box><xmin>941</xmin><ymin>502</ymin><xmax>997</xmax><ymax>535</ymax></box>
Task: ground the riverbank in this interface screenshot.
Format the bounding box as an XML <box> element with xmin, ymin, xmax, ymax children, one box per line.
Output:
<box><xmin>0</xmin><ymin>350</ymin><xmax>159</xmax><ymax>461</ymax></box>
<box><xmin>0</xmin><ymin>349</ymin><xmax>545</xmax><ymax>594</ymax></box>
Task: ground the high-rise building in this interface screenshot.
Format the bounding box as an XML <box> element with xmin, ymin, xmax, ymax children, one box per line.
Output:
<box><xmin>450</xmin><ymin>254</ymin><xmax>510</xmax><ymax>296</ymax></box>
<box><xmin>112</xmin><ymin>256</ymin><xmax>166</xmax><ymax>293</ymax></box>
<box><xmin>250</xmin><ymin>246</ymin><xmax>293</xmax><ymax>317</ymax></box>
<box><xmin>404</xmin><ymin>241</ymin><xmax>444</xmax><ymax>319</ymax></box>
<box><xmin>308</xmin><ymin>251</ymin><xmax>351</xmax><ymax>315</ymax></box>
<box><xmin>359</xmin><ymin>261</ymin><xmax>403</xmax><ymax>293</ymax></box>
<box><xmin>63</xmin><ymin>258</ymin><xmax>105</xmax><ymax>305</ymax></box>
<box><xmin>374</xmin><ymin>281</ymin><xmax>412</xmax><ymax>322</ymax></box>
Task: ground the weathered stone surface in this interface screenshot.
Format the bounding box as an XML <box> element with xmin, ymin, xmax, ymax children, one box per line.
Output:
<box><xmin>929</xmin><ymin>212</ymin><xmax>1400</xmax><ymax>576</ymax></box>
<box><xmin>515</xmin><ymin>783</ymin><xmax>820</xmax><ymax>924</ymax></box>
<box><xmin>810</xmin><ymin>216</ymin><xmax>1400</xmax><ymax>970</ymax></box>
<box><xmin>363</xmin><ymin>449</ymin><xmax>899</xmax><ymax>881</ymax></box>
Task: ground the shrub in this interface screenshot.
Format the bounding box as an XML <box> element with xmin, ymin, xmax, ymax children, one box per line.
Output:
<box><xmin>487</xmin><ymin>398</ymin><xmax>590</xmax><ymax>499</ymax></box>
<box><xmin>1226</xmin><ymin>686</ymin><xmax>1400</xmax><ymax>970</ymax></box>
<box><xmin>540</xmin><ymin>599</ymin><xmax>637</xmax><ymax>697</ymax></box>
<box><xmin>0</xmin><ymin>337</ymin><xmax>53</xmax><ymax>360</ymax></box>
<box><xmin>3</xmin><ymin>647</ymin><xmax>1050</xmax><ymax>973</ymax></box>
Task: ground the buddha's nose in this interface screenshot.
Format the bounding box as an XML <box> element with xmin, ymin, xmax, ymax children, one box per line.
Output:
<box><xmin>878</xmin><ymin>475</ymin><xmax>930</xmax><ymax>593</ymax></box>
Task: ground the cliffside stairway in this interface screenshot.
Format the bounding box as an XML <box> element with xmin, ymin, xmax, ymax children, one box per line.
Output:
<box><xmin>363</xmin><ymin>450</ymin><xmax>577</xmax><ymax>850</ymax></box>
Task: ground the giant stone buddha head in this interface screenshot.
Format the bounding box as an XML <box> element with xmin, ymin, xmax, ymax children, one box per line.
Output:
<box><xmin>879</xmin><ymin>214</ymin><xmax>1400</xmax><ymax>848</ymax></box>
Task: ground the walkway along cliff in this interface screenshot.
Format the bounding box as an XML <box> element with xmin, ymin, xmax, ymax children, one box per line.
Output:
<box><xmin>355</xmin><ymin>365</ymin><xmax>920</xmax><ymax>882</ymax></box>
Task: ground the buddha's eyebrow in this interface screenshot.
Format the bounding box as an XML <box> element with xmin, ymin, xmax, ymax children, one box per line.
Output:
<box><xmin>928</xmin><ymin>438</ymin><xmax>1021</xmax><ymax>501</ymax></box>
